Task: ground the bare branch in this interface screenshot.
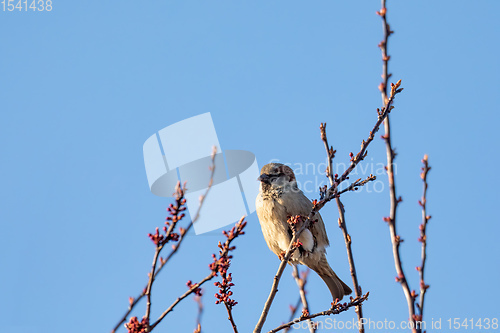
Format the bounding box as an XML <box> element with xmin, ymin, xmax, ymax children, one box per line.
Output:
<box><xmin>336</xmin><ymin>200</ymin><xmax>365</xmax><ymax>333</ymax></box>
<box><xmin>112</xmin><ymin>147</ymin><xmax>218</xmax><ymax>333</ymax></box>
<box><xmin>214</xmin><ymin>217</ymin><xmax>247</xmax><ymax>333</ymax></box>
<box><xmin>149</xmin><ymin>274</ymin><xmax>213</xmax><ymax>331</ymax></box>
<box><xmin>377</xmin><ymin>2</ymin><xmax>418</xmax><ymax>331</ymax></box>
<box><xmin>283</xmin><ymin>297</ymin><xmax>302</xmax><ymax>333</ymax></box>
<box><xmin>224</xmin><ymin>302</ymin><xmax>239</xmax><ymax>333</ymax></box>
<box><xmin>149</xmin><ymin>217</ymin><xmax>247</xmax><ymax>331</ymax></box>
<box><xmin>215</xmin><ymin>254</ymin><xmax>240</xmax><ymax>333</ymax></box>
<box><xmin>323</xmin><ymin>81</ymin><xmax>402</xmax><ymax>202</ymax></box>
<box><xmin>144</xmin><ymin>245</ymin><xmax>161</xmax><ymax>322</ymax></box>
<box><xmin>145</xmin><ymin>181</ymin><xmax>190</xmax><ymax>323</ymax></box>
<box><xmin>320</xmin><ymin>123</ymin><xmax>365</xmax><ymax>333</ymax></box>
<box><xmin>292</xmin><ymin>266</ymin><xmax>315</xmax><ymax>333</ymax></box>
<box><xmin>416</xmin><ymin>155</ymin><xmax>431</xmax><ymax>319</ymax></box>
<box><xmin>320</xmin><ymin>175</ymin><xmax>376</xmax><ymax>201</ymax></box>
<box><xmin>253</xmin><ymin>237</ymin><xmax>299</xmax><ymax>333</ymax></box>
<box><xmin>193</xmin><ymin>294</ymin><xmax>203</xmax><ymax>333</ymax></box>
<box><xmin>320</xmin><ymin>122</ymin><xmax>336</xmax><ymax>185</ymax></box>
<box><xmin>111</xmin><ymin>222</ymin><xmax>193</xmax><ymax>333</ymax></box>
<box><xmin>268</xmin><ymin>293</ymin><xmax>370</xmax><ymax>333</ymax></box>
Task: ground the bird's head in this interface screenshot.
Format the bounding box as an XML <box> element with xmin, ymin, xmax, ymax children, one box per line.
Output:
<box><xmin>257</xmin><ymin>163</ymin><xmax>297</xmax><ymax>193</ymax></box>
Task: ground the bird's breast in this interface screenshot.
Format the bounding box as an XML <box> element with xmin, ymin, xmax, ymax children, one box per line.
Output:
<box><xmin>256</xmin><ymin>194</ymin><xmax>294</xmax><ymax>254</ymax></box>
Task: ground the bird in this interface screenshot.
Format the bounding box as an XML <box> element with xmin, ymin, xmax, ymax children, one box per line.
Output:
<box><xmin>255</xmin><ymin>162</ymin><xmax>352</xmax><ymax>301</ymax></box>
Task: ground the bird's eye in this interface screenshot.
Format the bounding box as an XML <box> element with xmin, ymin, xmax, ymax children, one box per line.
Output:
<box><xmin>270</xmin><ymin>173</ymin><xmax>284</xmax><ymax>182</ymax></box>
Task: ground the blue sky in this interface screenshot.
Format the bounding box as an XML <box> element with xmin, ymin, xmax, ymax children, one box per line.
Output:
<box><xmin>1</xmin><ymin>1</ymin><xmax>499</xmax><ymax>332</ymax></box>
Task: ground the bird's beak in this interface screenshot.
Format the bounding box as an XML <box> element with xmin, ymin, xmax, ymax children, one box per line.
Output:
<box><xmin>257</xmin><ymin>174</ymin><xmax>271</xmax><ymax>184</ymax></box>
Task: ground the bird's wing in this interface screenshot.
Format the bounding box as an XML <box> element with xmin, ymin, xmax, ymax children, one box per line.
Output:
<box><xmin>311</xmin><ymin>209</ymin><xmax>330</xmax><ymax>249</ymax></box>
<box><xmin>283</xmin><ymin>191</ymin><xmax>330</xmax><ymax>250</ymax></box>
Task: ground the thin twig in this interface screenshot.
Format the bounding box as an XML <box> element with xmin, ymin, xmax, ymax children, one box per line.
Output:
<box><xmin>158</xmin><ymin>221</ymin><xmax>193</xmax><ymax>273</ymax></box>
<box><xmin>149</xmin><ymin>274</ymin><xmax>214</xmax><ymax>330</ymax></box>
<box><xmin>254</xmin><ymin>85</ymin><xmax>402</xmax><ymax>333</ymax></box>
<box><xmin>320</xmin><ymin>123</ymin><xmax>336</xmax><ymax>186</ymax></box>
<box><xmin>321</xmin><ymin>123</ymin><xmax>365</xmax><ymax>333</ymax></box>
<box><xmin>377</xmin><ymin>2</ymin><xmax>417</xmax><ymax>331</ymax></box>
<box><xmin>336</xmin><ymin>199</ymin><xmax>364</xmax><ymax>333</ymax></box>
<box><xmin>193</xmin><ymin>294</ymin><xmax>203</xmax><ymax>333</ymax></box>
<box><xmin>253</xmin><ymin>223</ymin><xmax>311</xmax><ymax>333</ymax></box>
<box><xmin>320</xmin><ymin>175</ymin><xmax>376</xmax><ymax>201</ymax></box>
<box><xmin>416</xmin><ymin>155</ymin><xmax>431</xmax><ymax>319</ymax></box>
<box><xmin>145</xmin><ymin>246</ymin><xmax>162</xmax><ymax>322</ymax></box>
<box><xmin>214</xmin><ymin>218</ymin><xmax>244</xmax><ymax>333</ymax></box>
<box><xmin>150</xmin><ymin>217</ymin><xmax>246</xmax><ymax>331</ymax></box>
<box><xmin>283</xmin><ymin>298</ymin><xmax>302</xmax><ymax>333</ymax></box>
<box><xmin>112</xmin><ymin>294</ymin><xmax>141</xmax><ymax>332</ymax></box>
<box><xmin>111</xmin><ymin>222</ymin><xmax>193</xmax><ymax>333</ymax></box>
<box><xmin>292</xmin><ymin>266</ymin><xmax>315</xmax><ymax>333</ymax></box>
<box><xmin>111</xmin><ymin>147</ymin><xmax>218</xmax><ymax>333</ymax></box>
<box><xmin>330</xmin><ymin>81</ymin><xmax>402</xmax><ymax>195</ymax></box>
<box><xmin>268</xmin><ymin>293</ymin><xmax>369</xmax><ymax>333</ymax></box>
<box><xmin>224</xmin><ymin>302</ymin><xmax>239</xmax><ymax>333</ymax></box>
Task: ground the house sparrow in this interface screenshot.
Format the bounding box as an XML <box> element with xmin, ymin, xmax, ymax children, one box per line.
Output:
<box><xmin>256</xmin><ymin>162</ymin><xmax>352</xmax><ymax>301</ymax></box>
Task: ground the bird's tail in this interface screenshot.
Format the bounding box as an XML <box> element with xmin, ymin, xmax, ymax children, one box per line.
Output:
<box><xmin>301</xmin><ymin>254</ymin><xmax>352</xmax><ymax>301</ymax></box>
